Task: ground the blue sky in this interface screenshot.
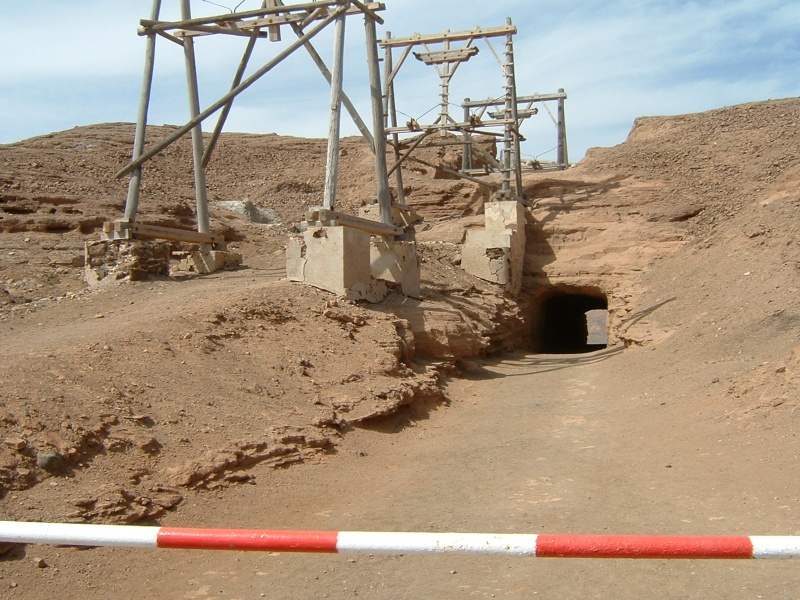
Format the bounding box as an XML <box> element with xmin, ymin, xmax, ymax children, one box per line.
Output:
<box><xmin>1</xmin><ymin>0</ymin><xmax>798</xmax><ymax>161</ymax></box>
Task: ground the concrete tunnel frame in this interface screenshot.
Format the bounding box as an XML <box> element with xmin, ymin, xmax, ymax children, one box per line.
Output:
<box><xmin>528</xmin><ymin>285</ymin><xmax>609</xmax><ymax>354</ymax></box>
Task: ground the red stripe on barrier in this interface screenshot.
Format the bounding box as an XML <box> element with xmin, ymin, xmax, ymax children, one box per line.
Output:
<box><xmin>535</xmin><ymin>535</ymin><xmax>754</xmax><ymax>559</ymax></box>
<box><xmin>157</xmin><ymin>528</ymin><xmax>340</xmax><ymax>553</ymax></box>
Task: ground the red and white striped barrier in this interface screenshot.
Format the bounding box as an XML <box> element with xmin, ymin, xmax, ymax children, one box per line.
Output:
<box><xmin>1</xmin><ymin>522</ymin><xmax>799</xmax><ymax>559</ymax></box>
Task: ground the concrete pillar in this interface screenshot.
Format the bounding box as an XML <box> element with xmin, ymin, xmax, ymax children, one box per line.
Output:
<box><xmin>286</xmin><ymin>226</ymin><xmax>387</xmax><ymax>302</ymax></box>
<box><xmin>461</xmin><ymin>200</ymin><xmax>526</xmax><ymax>295</ymax></box>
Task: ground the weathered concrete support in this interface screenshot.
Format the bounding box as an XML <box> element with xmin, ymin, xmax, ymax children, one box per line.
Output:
<box><xmin>286</xmin><ymin>226</ymin><xmax>387</xmax><ymax>302</ymax></box>
<box><xmin>357</xmin><ymin>203</ymin><xmax>422</xmax><ymax>297</ymax></box>
<box><xmin>180</xmin><ymin>250</ymin><xmax>242</xmax><ymax>275</ymax></box>
<box><xmin>369</xmin><ymin>239</ymin><xmax>421</xmax><ymax>298</ymax></box>
<box><xmin>461</xmin><ymin>200</ymin><xmax>525</xmax><ymax>295</ymax></box>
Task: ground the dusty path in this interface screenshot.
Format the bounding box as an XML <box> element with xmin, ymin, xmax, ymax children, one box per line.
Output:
<box><xmin>7</xmin><ymin>348</ymin><xmax>798</xmax><ymax>599</ymax></box>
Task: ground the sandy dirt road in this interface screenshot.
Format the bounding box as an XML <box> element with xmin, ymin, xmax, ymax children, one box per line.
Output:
<box><xmin>9</xmin><ymin>347</ymin><xmax>798</xmax><ymax>599</ymax></box>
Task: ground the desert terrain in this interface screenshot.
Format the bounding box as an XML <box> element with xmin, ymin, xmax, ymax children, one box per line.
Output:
<box><xmin>0</xmin><ymin>96</ymin><xmax>799</xmax><ymax>598</ymax></box>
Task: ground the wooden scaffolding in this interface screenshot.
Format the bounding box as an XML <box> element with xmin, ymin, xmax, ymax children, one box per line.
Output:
<box><xmin>109</xmin><ymin>0</ymin><xmax>398</xmax><ymax>249</ymax></box>
<box><xmin>379</xmin><ymin>19</ymin><xmax>569</xmax><ymax>205</ymax></box>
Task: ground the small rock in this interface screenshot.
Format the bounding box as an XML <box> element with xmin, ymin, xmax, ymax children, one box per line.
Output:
<box><xmin>36</xmin><ymin>450</ymin><xmax>65</xmax><ymax>473</ymax></box>
<box><xmin>3</xmin><ymin>437</ymin><xmax>26</xmax><ymax>451</ymax></box>
<box><xmin>32</xmin><ymin>557</ymin><xmax>47</xmax><ymax>568</ymax></box>
<box><xmin>711</xmin><ymin>377</ymin><xmax>720</xmax><ymax>384</ymax></box>
<box><xmin>776</xmin><ymin>366</ymin><xmax>787</xmax><ymax>374</ymax></box>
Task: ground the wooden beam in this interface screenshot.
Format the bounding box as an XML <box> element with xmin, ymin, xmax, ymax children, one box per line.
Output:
<box><xmin>105</xmin><ymin>221</ymin><xmax>224</xmax><ymax>245</ymax></box>
<box><xmin>139</xmin><ymin>3</ymin><xmax>385</xmax><ymax>35</ymax></box>
<box><xmin>139</xmin><ymin>2</ymin><xmax>341</xmax><ymax>34</ymax></box>
<box><xmin>379</xmin><ymin>25</ymin><xmax>515</xmax><ymax>48</ymax></box>
<box><xmin>462</xmin><ymin>91</ymin><xmax>567</xmax><ymax>109</ymax></box>
<box><xmin>413</xmin><ymin>47</ymin><xmax>478</xmax><ymax>65</ymax></box>
<box><xmin>385</xmin><ymin>118</ymin><xmax>516</xmax><ymax>134</ymax></box>
<box><xmin>306</xmin><ymin>209</ymin><xmax>403</xmax><ymax>237</ymax></box>
<box><xmin>406</xmin><ymin>156</ymin><xmax>499</xmax><ymax>190</ymax></box>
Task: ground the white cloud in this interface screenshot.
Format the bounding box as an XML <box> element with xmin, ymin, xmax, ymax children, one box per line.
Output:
<box><xmin>1</xmin><ymin>0</ymin><xmax>798</xmax><ymax>161</ymax></box>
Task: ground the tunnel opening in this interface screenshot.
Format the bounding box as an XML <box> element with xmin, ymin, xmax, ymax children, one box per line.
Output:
<box><xmin>529</xmin><ymin>286</ymin><xmax>609</xmax><ymax>354</ymax></box>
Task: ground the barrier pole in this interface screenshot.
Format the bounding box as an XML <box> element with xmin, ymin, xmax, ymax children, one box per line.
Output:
<box><xmin>1</xmin><ymin>523</ymin><xmax>799</xmax><ymax>559</ymax></box>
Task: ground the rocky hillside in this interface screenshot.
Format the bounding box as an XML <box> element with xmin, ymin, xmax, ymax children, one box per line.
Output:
<box><xmin>0</xmin><ymin>97</ymin><xmax>798</xmax><ymax>528</ymax></box>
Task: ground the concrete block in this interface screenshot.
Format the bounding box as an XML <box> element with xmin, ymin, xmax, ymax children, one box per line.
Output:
<box><xmin>462</xmin><ymin>230</ymin><xmax>513</xmax><ymax>286</ymax></box>
<box><xmin>285</xmin><ymin>226</ymin><xmax>387</xmax><ymax>302</ymax></box>
<box><xmin>370</xmin><ymin>240</ymin><xmax>421</xmax><ymax>298</ymax></box>
<box><xmin>461</xmin><ymin>200</ymin><xmax>526</xmax><ymax>295</ymax></box>
<box><xmin>484</xmin><ymin>200</ymin><xmax>525</xmax><ymax>233</ymax></box>
<box><xmin>186</xmin><ymin>250</ymin><xmax>242</xmax><ymax>274</ymax></box>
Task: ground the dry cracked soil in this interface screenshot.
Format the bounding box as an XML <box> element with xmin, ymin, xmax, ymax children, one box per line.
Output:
<box><xmin>0</xmin><ymin>96</ymin><xmax>799</xmax><ymax>599</ymax></box>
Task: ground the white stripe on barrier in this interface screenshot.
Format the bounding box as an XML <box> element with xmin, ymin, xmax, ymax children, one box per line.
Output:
<box><xmin>750</xmin><ymin>536</ymin><xmax>800</xmax><ymax>559</ymax></box>
<box><xmin>336</xmin><ymin>532</ymin><xmax>538</xmax><ymax>555</ymax></box>
<box><xmin>0</xmin><ymin>521</ymin><xmax>159</xmax><ymax>548</ymax></box>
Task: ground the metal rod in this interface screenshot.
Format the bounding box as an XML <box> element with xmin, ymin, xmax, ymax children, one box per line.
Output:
<box><xmin>365</xmin><ymin>14</ymin><xmax>392</xmax><ymax>225</ymax></box>
<box><xmin>322</xmin><ymin>11</ymin><xmax>346</xmax><ymax>210</ymax></box>
<box><xmin>202</xmin><ymin>29</ymin><xmax>260</xmax><ymax>168</ymax></box>
<box><xmin>116</xmin><ymin>9</ymin><xmax>343</xmax><ymax>179</ymax></box>
<box><xmin>181</xmin><ymin>0</ymin><xmax>210</xmax><ymax>237</ymax></box>
<box><xmin>123</xmin><ymin>0</ymin><xmax>162</xmax><ymax>223</ymax></box>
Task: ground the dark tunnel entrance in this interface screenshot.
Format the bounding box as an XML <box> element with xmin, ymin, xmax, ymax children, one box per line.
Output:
<box><xmin>529</xmin><ymin>287</ymin><xmax>609</xmax><ymax>354</ymax></box>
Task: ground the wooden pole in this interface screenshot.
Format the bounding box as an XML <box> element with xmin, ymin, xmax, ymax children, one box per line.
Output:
<box><xmin>202</xmin><ymin>30</ymin><xmax>259</xmax><ymax>168</ymax></box>
<box><xmin>180</xmin><ymin>0</ymin><xmax>210</xmax><ymax>238</ymax></box>
<box><xmin>387</xmin><ymin>129</ymin><xmax>433</xmax><ymax>177</ymax></box>
<box><xmin>323</xmin><ymin>11</ymin><xmax>346</xmax><ymax>210</ymax></box>
<box><xmin>505</xmin><ymin>18</ymin><xmax>524</xmax><ymax>199</ymax></box>
<box><xmin>265</xmin><ymin>0</ymin><xmax>282</xmax><ymax>42</ymax></box>
<box><xmin>462</xmin><ymin>98</ymin><xmax>471</xmax><ymax>173</ymax></box>
<box><xmin>116</xmin><ymin>9</ymin><xmax>343</xmax><ymax>179</ymax></box>
<box><xmin>384</xmin><ymin>32</ymin><xmax>406</xmax><ymax>204</ymax></box>
<box><xmin>557</xmin><ymin>87</ymin><xmax>569</xmax><ymax>169</ymax></box>
<box><xmin>289</xmin><ymin>22</ymin><xmax>374</xmax><ymax>152</ymax></box>
<box><xmin>439</xmin><ymin>31</ymin><xmax>450</xmax><ymax>138</ymax></box>
<box><xmin>123</xmin><ymin>0</ymin><xmax>162</xmax><ymax>223</ymax></box>
<box><xmin>364</xmin><ymin>14</ymin><xmax>392</xmax><ymax>225</ymax></box>
<box><xmin>498</xmin><ymin>18</ymin><xmax>521</xmax><ymax>200</ymax></box>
